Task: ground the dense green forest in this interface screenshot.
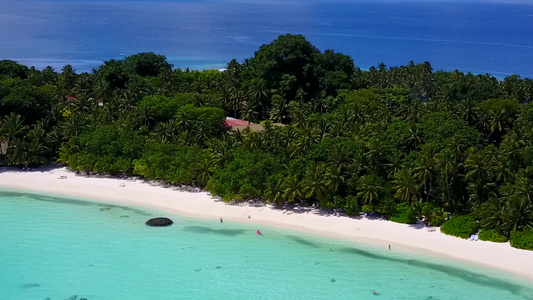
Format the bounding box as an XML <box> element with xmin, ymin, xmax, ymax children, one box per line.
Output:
<box><xmin>1</xmin><ymin>34</ymin><xmax>532</xmax><ymax>247</ymax></box>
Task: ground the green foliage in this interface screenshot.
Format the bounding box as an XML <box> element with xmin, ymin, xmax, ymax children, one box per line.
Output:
<box><xmin>419</xmin><ymin>112</ymin><xmax>482</xmax><ymax>150</ymax></box>
<box><xmin>0</xmin><ymin>60</ymin><xmax>29</xmax><ymax>79</ymax></box>
<box><xmin>478</xmin><ymin>229</ymin><xmax>507</xmax><ymax>243</ymax></box>
<box><xmin>390</xmin><ymin>202</ymin><xmax>417</xmax><ymax>224</ymax></box>
<box><xmin>421</xmin><ymin>203</ymin><xmax>448</xmax><ymax>227</ymax></box>
<box><xmin>361</xmin><ymin>204</ymin><xmax>375</xmax><ymax>213</ymax></box>
<box><xmin>177</xmin><ymin>104</ymin><xmax>225</xmax><ymax>139</ymax></box>
<box><xmin>441</xmin><ymin>215</ymin><xmax>478</xmax><ymax>239</ymax></box>
<box><xmin>335</xmin><ymin>195</ymin><xmax>359</xmax><ymax>216</ymax></box>
<box><xmin>96</xmin><ymin>59</ymin><xmax>133</xmax><ymax>90</ymax></box>
<box><xmin>0</xmin><ymin>84</ymin><xmax>53</xmax><ymax>123</ymax></box>
<box><xmin>61</xmin><ymin>126</ymin><xmax>146</xmax><ymax>174</ymax></box>
<box><xmin>248</xmin><ymin>34</ymin><xmax>320</xmax><ymax>101</ymax></box>
<box><xmin>124</xmin><ymin>52</ymin><xmax>172</xmax><ymax>77</ymax></box>
<box><xmin>343</xmin><ymin>89</ymin><xmax>387</xmax><ymax>121</ymax></box>
<box><xmin>137</xmin><ymin>94</ymin><xmax>196</xmax><ymax>122</ymax></box>
<box><xmin>133</xmin><ymin>142</ymin><xmax>210</xmax><ymax>185</ymax></box>
<box><xmin>206</xmin><ymin>149</ymin><xmax>283</xmax><ymax>201</ymax></box>
<box><xmin>510</xmin><ymin>230</ymin><xmax>533</xmax><ymax>250</ymax></box>
<box><xmin>384</xmin><ymin>120</ymin><xmax>413</xmax><ymax>152</ymax></box>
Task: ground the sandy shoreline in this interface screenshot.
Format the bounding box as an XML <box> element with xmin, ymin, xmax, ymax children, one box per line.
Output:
<box><xmin>1</xmin><ymin>167</ymin><xmax>532</xmax><ymax>282</ymax></box>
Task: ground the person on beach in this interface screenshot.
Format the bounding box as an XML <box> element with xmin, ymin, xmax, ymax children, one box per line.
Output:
<box><xmin>388</xmin><ymin>244</ymin><xmax>391</xmax><ymax>250</ymax></box>
<box><xmin>220</xmin><ymin>217</ymin><xmax>223</xmax><ymax>223</ymax></box>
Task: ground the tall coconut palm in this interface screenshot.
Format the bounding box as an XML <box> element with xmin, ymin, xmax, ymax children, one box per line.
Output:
<box><xmin>515</xmin><ymin>174</ymin><xmax>533</xmax><ymax>206</ymax></box>
<box><xmin>197</xmin><ymin>156</ymin><xmax>215</xmax><ymax>187</ymax></box>
<box><xmin>491</xmin><ymin>155</ymin><xmax>514</xmax><ymax>183</ymax></box>
<box><xmin>503</xmin><ymin>196</ymin><xmax>533</xmax><ymax>233</ymax></box>
<box><xmin>282</xmin><ymin>174</ymin><xmax>303</xmax><ymax>203</ymax></box>
<box><xmin>393</xmin><ymin>168</ymin><xmax>420</xmax><ymax>205</ymax></box>
<box><xmin>265</xmin><ymin>175</ymin><xmax>285</xmax><ymax>205</ymax></box>
<box><xmin>324</xmin><ymin>165</ymin><xmax>345</xmax><ymax>193</ymax></box>
<box><xmin>1</xmin><ymin>113</ymin><xmax>28</xmax><ymax>140</ymax></box>
<box><xmin>479</xmin><ymin>196</ymin><xmax>507</xmax><ymax>233</ymax></box>
<box><xmin>435</xmin><ymin>149</ymin><xmax>457</xmax><ymax>206</ymax></box>
<box><xmin>414</xmin><ymin>155</ymin><xmax>435</xmax><ymax>202</ymax></box>
<box><xmin>356</xmin><ymin>175</ymin><xmax>382</xmax><ymax>205</ymax></box>
<box><xmin>301</xmin><ymin>163</ymin><xmax>328</xmax><ymax>203</ymax></box>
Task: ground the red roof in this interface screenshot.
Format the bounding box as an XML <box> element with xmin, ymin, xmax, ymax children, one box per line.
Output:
<box><xmin>225</xmin><ymin>118</ymin><xmax>250</xmax><ymax>126</ymax></box>
<box><xmin>65</xmin><ymin>95</ymin><xmax>77</xmax><ymax>102</ymax></box>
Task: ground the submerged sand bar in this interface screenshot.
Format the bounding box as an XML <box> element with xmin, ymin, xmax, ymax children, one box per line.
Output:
<box><xmin>1</xmin><ymin>167</ymin><xmax>532</xmax><ymax>282</ymax></box>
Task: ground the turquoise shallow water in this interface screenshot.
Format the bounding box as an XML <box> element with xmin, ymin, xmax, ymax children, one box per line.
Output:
<box><xmin>1</xmin><ymin>190</ymin><xmax>532</xmax><ymax>300</ymax></box>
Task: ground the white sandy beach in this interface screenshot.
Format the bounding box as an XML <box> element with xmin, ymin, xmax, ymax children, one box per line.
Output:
<box><xmin>1</xmin><ymin>166</ymin><xmax>532</xmax><ymax>282</ymax></box>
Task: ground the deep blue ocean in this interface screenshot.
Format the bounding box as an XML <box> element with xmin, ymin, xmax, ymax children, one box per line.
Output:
<box><xmin>0</xmin><ymin>0</ymin><xmax>532</xmax><ymax>77</ymax></box>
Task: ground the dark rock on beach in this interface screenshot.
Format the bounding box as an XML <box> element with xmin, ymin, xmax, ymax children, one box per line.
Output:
<box><xmin>145</xmin><ymin>217</ymin><xmax>173</xmax><ymax>227</ymax></box>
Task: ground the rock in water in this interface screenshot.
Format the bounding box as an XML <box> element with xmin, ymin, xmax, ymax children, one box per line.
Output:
<box><xmin>20</xmin><ymin>283</ymin><xmax>40</xmax><ymax>289</ymax></box>
<box><xmin>145</xmin><ymin>217</ymin><xmax>173</xmax><ymax>227</ymax></box>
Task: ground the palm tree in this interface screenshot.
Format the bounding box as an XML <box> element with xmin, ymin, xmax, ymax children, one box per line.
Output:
<box><xmin>393</xmin><ymin>168</ymin><xmax>420</xmax><ymax>205</ymax></box>
<box><xmin>23</xmin><ymin>139</ymin><xmax>49</xmax><ymax>167</ymax></box>
<box><xmin>60</xmin><ymin>64</ymin><xmax>77</xmax><ymax>91</ymax></box>
<box><xmin>301</xmin><ymin>163</ymin><xmax>328</xmax><ymax>204</ymax></box>
<box><xmin>365</xmin><ymin>138</ymin><xmax>387</xmax><ymax>169</ymax></box>
<box><xmin>490</xmin><ymin>155</ymin><xmax>514</xmax><ymax>183</ymax></box>
<box><xmin>93</xmin><ymin>78</ymin><xmax>112</xmax><ymax>105</ymax></box>
<box><xmin>356</xmin><ymin>175</ymin><xmax>381</xmax><ymax>205</ymax></box>
<box><xmin>197</xmin><ymin>157</ymin><xmax>214</xmax><ymax>186</ymax></box>
<box><xmin>241</xmin><ymin>101</ymin><xmax>259</xmax><ymax>125</ymax></box>
<box><xmin>328</xmin><ymin>120</ymin><xmax>346</xmax><ymax>138</ymax></box>
<box><xmin>6</xmin><ymin>138</ymin><xmax>26</xmax><ymax>166</ymax></box>
<box><xmin>282</xmin><ymin>174</ymin><xmax>303</xmax><ymax>203</ymax></box>
<box><xmin>269</xmin><ymin>95</ymin><xmax>288</xmax><ymax>123</ymax></box>
<box><xmin>479</xmin><ymin>196</ymin><xmax>507</xmax><ymax>233</ymax></box>
<box><xmin>459</xmin><ymin>98</ymin><xmax>479</xmax><ymax>125</ymax></box>
<box><xmin>61</xmin><ymin>113</ymin><xmax>90</xmax><ymax>139</ymax></box>
<box><xmin>435</xmin><ymin>149</ymin><xmax>457</xmax><ymax>207</ymax></box>
<box><xmin>385</xmin><ymin>152</ymin><xmax>403</xmax><ymax>179</ymax></box>
<box><xmin>514</xmin><ymin>174</ymin><xmax>533</xmax><ymax>206</ymax></box>
<box><xmin>265</xmin><ymin>176</ymin><xmax>285</xmax><ymax>205</ymax></box>
<box><xmin>465</xmin><ymin>150</ymin><xmax>488</xmax><ymax>183</ymax></box>
<box><xmin>288</xmin><ymin>101</ymin><xmax>310</xmax><ymax>129</ymax></box>
<box><xmin>290</xmin><ymin>135</ymin><xmax>312</xmax><ymax>158</ymax></box>
<box><xmin>0</xmin><ymin>113</ymin><xmax>28</xmax><ymax>142</ymax></box>
<box><xmin>324</xmin><ymin>165</ymin><xmax>345</xmax><ymax>193</ymax></box>
<box><xmin>414</xmin><ymin>155</ymin><xmax>435</xmax><ymax>202</ymax></box>
<box><xmin>406</xmin><ymin>125</ymin><xmax>422</xmax><ymax>150</ymax></box>
<box><xmin>153</xmin><ymin>120</ymin><xmax>180</xmax><ymax>143</ymax></box>
<box><xmin>503</xmin><ymin>196</ymin><xmax>533</xmax><ymax>233</ymax></box>
<box><xmin>138</xmin><ymin>106</ymin><xmax>155</xmax><ymax>127</ymax></box>
<box><xmin>247</xmin><ymin>78</ymin><xmax>269</xmax><ymax>118</ymax></box>
<box><xmin>242</xmin><ymin>131</ymin><xmax>261</xmax><ymax>151</ymax></box>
